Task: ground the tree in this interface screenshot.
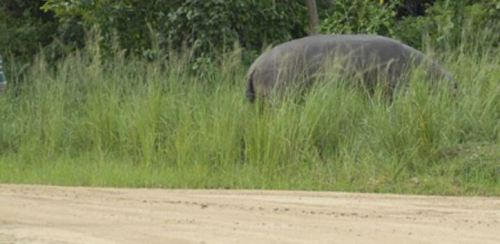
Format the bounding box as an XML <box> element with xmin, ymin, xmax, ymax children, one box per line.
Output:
<box><xmin>305</xmin><ymin>0</ymin><xmax>320</xmax><ymax>34</ymax></box>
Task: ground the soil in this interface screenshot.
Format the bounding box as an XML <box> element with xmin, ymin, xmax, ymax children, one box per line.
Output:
<box><xmin>1</xmin><ymin>184</ymin><xmax>499</xmax><ymax>244</ymax></box>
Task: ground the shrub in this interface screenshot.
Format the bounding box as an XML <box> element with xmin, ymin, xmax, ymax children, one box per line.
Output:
<box><xmin>319</xmin><ymin>0</ymin><xmax>401</xmax><ymax>36</ymax></box>
<box><xmin>394</xmin><ymin>0</ymin><xmax>500</xmax><ymax>50</ymax></box>
<box><xmin>167</xmin><ymin>1</ymin><xmax>306</xmax><ymax>58</ymax></box>
<box><xmin>42</xmin><ymin>0</ymin><xmax>307</xmax><ymax>60</ymax></box>
<box><xmin>0</xmin><ymin>0</ymin><xmax>58</xmax><ymax>58</ymax></box>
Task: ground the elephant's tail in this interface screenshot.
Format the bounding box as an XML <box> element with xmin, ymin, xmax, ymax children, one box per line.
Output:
<box><xmin>246</xmin><ymin>70</ymin><xmax>256</xmax><ymax>102</ymax></box>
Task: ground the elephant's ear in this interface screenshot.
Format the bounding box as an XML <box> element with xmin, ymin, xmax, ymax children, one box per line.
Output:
<box><xmin>246</xmin><ymin>69</ymin><xmax>256</xmax><ymax>102</ymax></box>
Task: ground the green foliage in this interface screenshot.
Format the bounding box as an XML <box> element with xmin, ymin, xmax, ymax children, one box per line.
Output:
<box><xmin>394</xmin><ymin>0</ymin><xmax>435</xmax><ymax>18</ymax></box>
<box><xmin>41</xmin><ymin>0</ymin><xmax>307</xmax><ymax>60</ymax></box>
<box><xmin>0</xmin><ymin>32</ymin><xmax>499</xmax><ymax>194</ymax></box>
<box><xmin>41</xmin><ymin>0</ymin><xmax>180</xmax><ymax>56</ymax></box>
<box><xmin>165</xmin><ymin>0</ymin><xmax>306</xmax><ymax>59</ymax></box>
<box><xmin>1</xmin><ymin>0</ymin><xmax>498</xmax><ymax>196</ymax></box>
<box><xmin>320</xmin><ymin>0</ymin><xmax>401</xmax><ymax>36</ymax></box>
<box><xmin>0</xmin><ymin>0</ymin><xmax>58</xmax><ymax>58</ymax></box>
<box><xmin>2</xmin><ymin>0</ymin><xmax>497</xmax><ymax>62</ymax></box>
<box><xmin>318</xmin><ymin>0</ymin><xmax>499</xmax><ymax>51</ymax></box>
<box><xmin>394</xmin><ymin>0</ymin><xmax>500</xmax><ymax>50</ymax></box>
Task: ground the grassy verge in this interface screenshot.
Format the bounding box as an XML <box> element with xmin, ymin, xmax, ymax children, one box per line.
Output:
<box><xmin>0</xmin><ymin>42</ymin><xmax>498</xmax><ymax>196</ymax></box>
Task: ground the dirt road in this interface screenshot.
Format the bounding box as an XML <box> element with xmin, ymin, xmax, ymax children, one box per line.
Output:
<box><xmin>0</xmin><ymin>184</ymin><xmax>499</xmax><ymax>244</ymax></box>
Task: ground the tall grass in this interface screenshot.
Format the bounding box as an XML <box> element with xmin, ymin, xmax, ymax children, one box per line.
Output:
<box><xmin>0</xmin><ymin>36</ymin><xmax>498</xmax><ymax>195</ymax></box>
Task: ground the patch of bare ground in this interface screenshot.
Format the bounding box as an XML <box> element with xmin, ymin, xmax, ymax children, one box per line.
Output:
<box><xmin>0</xmin><ymin>184</ymin><xmax>499</xmax><ymax>244</ymax></box>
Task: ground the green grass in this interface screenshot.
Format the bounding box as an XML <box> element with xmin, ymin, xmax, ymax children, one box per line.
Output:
<box><xmin>0</xmin><ymin>42</ymin><xmax>498</xmax><ymax>196</ymax></box>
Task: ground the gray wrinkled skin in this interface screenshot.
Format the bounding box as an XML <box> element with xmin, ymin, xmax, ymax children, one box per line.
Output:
<box><xmin>246</xmin><ymin>35</ymin><xmax>454</xmax><ymax>101</ymax></box>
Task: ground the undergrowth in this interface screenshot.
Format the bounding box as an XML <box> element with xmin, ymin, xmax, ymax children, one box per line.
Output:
<box><xmin>0</xmin><ymin>37</ymin><xmax>498</xmax><ymax>196</ymax></box>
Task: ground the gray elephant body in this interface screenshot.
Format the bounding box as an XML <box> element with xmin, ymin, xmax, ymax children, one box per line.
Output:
<box><xmin>246</xmin><ymin>34</ymin><xmax>453</xmax><ymax>101</ymax></box>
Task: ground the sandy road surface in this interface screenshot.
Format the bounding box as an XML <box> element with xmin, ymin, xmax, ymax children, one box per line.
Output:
<box><xmin>0</xmin><ymin>184</ymin><xmax>499</xmax><ymax>244</ymax></box>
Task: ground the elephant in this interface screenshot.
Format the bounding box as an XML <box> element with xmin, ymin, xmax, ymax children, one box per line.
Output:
<box><xmin>246</xmin><ymin>34</ymin><xmax>455</xmax><ymax>102</ymax></box>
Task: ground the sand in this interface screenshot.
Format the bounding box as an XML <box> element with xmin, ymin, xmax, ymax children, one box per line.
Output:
<box><xmin>1</xmin><ymin>184</ymin><xmax>499</xmax><ymax>244</ymax></box>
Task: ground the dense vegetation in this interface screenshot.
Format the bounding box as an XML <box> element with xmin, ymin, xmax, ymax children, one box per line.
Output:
<box><xmin>1</xmin><ymin>32</ymin><xmax>499</xmax><ymax>195</ymax></box>
<box><xmin>0</xmin><ymin>1</ymin><xmax>498</xmax><ymax>195</ymax></box>
<box><xmin>1</xmin><ymin>0</ymin><xmax>498</xmax><ymax>60</ymax></box>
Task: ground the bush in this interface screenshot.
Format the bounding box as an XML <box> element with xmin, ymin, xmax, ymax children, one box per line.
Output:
<box><xmin>166</xmin><ymin>1</ymin><xmax>306</xmax><ymax>58</ymax></box>
<box><xmin>318</xmin><ymin>0</ymin><xmax>499</xmax><ymax>52</ymax></box>
<box><xmin>394</xmin><ymin>0</ymin><xmax>500</xmax><ymax>50</ymax></box>
<box><xmin>0</xmin><ymin>0</ymin><xmax>58</xmax><ymax>58</ymax></box>
<box><xmin>42</xmin><ymin>0</ymin><xmax>307</xmax><ymax>60</ymax></box>
<box><xmin>41</xmin><ymin>0</ymin><xmax>178</xmax><ymax>56</ymax></box>
<box><xmin>320</xmin><ymin>0</ymin><xmax>401</xmax><ymax>36</ymax></box>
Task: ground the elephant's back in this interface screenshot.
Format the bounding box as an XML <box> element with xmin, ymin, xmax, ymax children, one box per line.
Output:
<box><xmin>250</xmin><ymin>35</ymin><xmax>419</xmax><ymax>73</ymax></box>
<box><xmin>246</xmin><ymin>34</ymin><xmax>437</xmax><ymax>101</ymax></box>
